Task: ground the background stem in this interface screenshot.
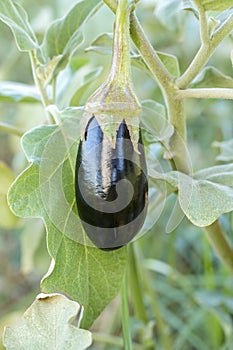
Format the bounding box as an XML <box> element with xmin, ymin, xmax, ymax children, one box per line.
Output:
<box><xmin>121</xmin><ymin>271</ymin><xmax>133</xmax><ymax>350</ymax></box>
<box><xmin>128</xmin><ymin>244</ymin><xmax>148</xmax><ymax>323</ymax></box>
<box><xmin>204</xmin><ymin>221</ymin><xmax>233</xmax><ymax>274</ymax></box>
<box><xmin>0</xmin><ymin>122</ymin><xmax>23</xmax><ymax>137</ymax></box>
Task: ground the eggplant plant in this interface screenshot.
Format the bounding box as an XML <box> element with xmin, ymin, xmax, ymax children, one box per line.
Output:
<box><xmin>0</xmin><ymin>0</ymin><xmax>233</xmax><ymax>349</ymax></box>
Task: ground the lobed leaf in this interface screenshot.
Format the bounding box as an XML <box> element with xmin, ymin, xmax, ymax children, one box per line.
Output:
<box><xmin>0</xmin><ymin>0</ymin><xmax>38</xmax><ymax>51</ymax></box>
<box><xmin>3</xmin><ymin>293</ymin><xmax>92</xmax><ymax>350</ymax></box>
<box><xmin>8</xmin><ymin>111</ymin><xmax>127</xmax><ymax>328</ymax></box>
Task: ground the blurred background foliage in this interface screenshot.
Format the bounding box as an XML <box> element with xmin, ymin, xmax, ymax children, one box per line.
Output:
<box><xmin>0</xmin><ymin>0</ymin><xmax>233</xmax><ymax>349</ymax></box>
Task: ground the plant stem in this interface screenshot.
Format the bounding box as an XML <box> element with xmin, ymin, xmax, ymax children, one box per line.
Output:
<box><xmin>165</xmin><ymin>90</ymin><xmax>191</xmax><ymax>174</ymax></box>
<box><xmin>204</xmin><ymin>221</ymin><xmax>233</xmax><ymax>274</ymax></box>
<box><xmin>0</xmin><ymin>122</ymin><xmax>23</xmax><ymax>137</ymax></box>
<box><xmin>29</xmin><ymin>50</ymin><xmax>55</xmax><ymax>124</ymax></box>
<box><xmin>109</xmin><ymin>0</ymin><xmax>132</xmax><ymax>83</ymax></box>
<box><xmin>128</xmin><ymin>244</ymin><xmax>147</xmax><ymax>323</ymax></box>
<box><xmin>130</xmin><ymin>12</ymin><xmax>173</xmax><ymax>91</ymax></box>
<box><xmin>29</xmin><ymin>51</ymin><xmax>50</xmax><ymax>107</ymax></box>
<box><xmin>176</xmin><ymin>13</ymin><xmax>233</xmax><ymax>89</ymax></box>
<box><xmin>121</xmin><ymin>271</ymin><xmax>133</xmax><ymax>350</ymax></box>
<box><xmin>192</xmin><ymin>0</ymin><xmax>209</xmax><ymax>45</ymax></box>
<box><xmin>136</xmin><ymin>244</ymin><xmax>173</xmax><ymax>350</ymax></box>
<box><xmin>103</xmin><ymin>0</ymin><xmax>173</xmax><ymax>91</ymax></box>
<box><xmin>176</xmin><ymin>88</ymin><xmax>233</xmax><ymax>100</ymax></box>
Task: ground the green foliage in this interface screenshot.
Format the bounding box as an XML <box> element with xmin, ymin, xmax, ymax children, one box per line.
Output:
<box><xmin>0</xmin><ymin>0</ymin><xmax>233</xmax><ymax>349</ymax></box>
<box><xmin>0</xmin><ymin>82</ymin><xmax>40</xmax><ymax>103</ymax></box>
<box><xmin>8</xmin><ymin>113</ymin><xmax>127</xmax><ymax>328</ymax></box>
<box><xmin>86</xmin><ymin>32</ymin><xmax>180</xmax><ymax>76</ymax></box>
<box><xmin>38</xmin><ymin>0</ymin><xmax>102</xmax><ymax>79</ymax></box>
<box><xmin>0</xmin><ymin>0</ymin><xmax>38</xmax><ymax>51</ymax></box>
<box><xmin>213</xmin><ymin>139</ymin><xmax>233</xmax><ymax>161</ymax></box>
<box><xmin>151</xmin><ymin>164</ymin><xmax>233</xmax><ymax>226</ymax></box>
<box><xmin>191</xmin><ymin>67</ymin><xmax>233</xmax><ymax>88</ymax></box>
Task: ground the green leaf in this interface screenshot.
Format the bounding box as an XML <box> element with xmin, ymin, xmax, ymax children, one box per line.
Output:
<box><xmin>86</xmin><ymin>33</ymin><xmax>180</xmax><ymax>76</ymax></box>
<box><xmin>8</xmin><ymin>111</ymin><xmax>127</xmax><ymax>328</ymax></box>
<box><xmin>157</xmin><ymin>51</ymin><xmax>180</xmax><ymax>77</ymax></box>
<box><xmin>56</xmin><ymin>63</ymin><xmax>102</xmax><ymax>108</ymax></box>
<box><xmin>179</xmin><ymin>167</ymin><xmax>233</xmax><ymax>226</ymax></box>
<box><xmin>191</xmin><ymin>67</ymin><xmax>233</xmax><ymax>88</ymax></box>
<box><xmin>0</xmin><ymin>0</ymin><xmax>38</xmax><ymax>51</ymax></box>
<box><xmin>199</xmin><ymin>0</ymin><xmax>233</xmax><ymax>11</ymax></box>
<box><xmin>3</xmin><ymin>293</ymin><xmax>92</xmax><ymax>350</ymax></box>
<box><xmin>141</xmin><ymin>100</ymin><xmax>174</xmax><ymax>143</ymax></box>
<box><xmin>0</xmin><ymin>82</ymin><xmax>40</xmax><ymax>103</ymax></box>
<box><xmin>85</xmin><ymin>32</ymin><xmax>113</xmax><ymax>55</ymax></box>
<box><xmin>41</xmin><ymin>233</ymin><xmax>127</xmax><ymax>329</ymax></box>
<box><xmin>154</xmin><ymin>0</ymin><xmax>187</xmax><ymax>31</ymax></box>
<box><xmin>213</xmin><ymin>139</ymin><xmax>233</xmax><ymax>161</ymax></box>
<box><xmin>0</xmin><ymin>162</ymin><xmax>18</xmax><ymax>228</ymax></box>
<box><xmin>70</xmin><ymin>67</ymin><xmax>103</xmax><ymax>106</ymax></box>
<box><xmin>39</xmin><ymin>0</ymin><xmax>102</xmax><ymax>77</ymax></box>
<box><xmin>151</xmin><ymin>164</ymin><xmax>233</xmax><ymax>227</ymax></box>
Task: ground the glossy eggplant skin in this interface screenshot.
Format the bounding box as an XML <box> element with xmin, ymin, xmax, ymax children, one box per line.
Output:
<box><xmin>75</xmin><ymin>117</ymin><xmax>148</xmax><ymax>250</ymax></box>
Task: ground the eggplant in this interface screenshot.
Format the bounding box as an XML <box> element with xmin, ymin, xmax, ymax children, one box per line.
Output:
<box><xmin>75</xmin><ymin>117</ymin><xmax>148</xmax><ymax>250</ymax></box>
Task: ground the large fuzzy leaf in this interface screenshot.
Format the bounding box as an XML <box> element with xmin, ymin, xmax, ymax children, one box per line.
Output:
<box><xmin>8</xmin><ymin>110</ymin><xmax>127</xmax><ymax>329</ymax></box>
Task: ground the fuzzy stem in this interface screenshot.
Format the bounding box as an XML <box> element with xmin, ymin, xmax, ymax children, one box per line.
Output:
<box><xmin>29</xmin><ymin>50</ymin><xmax>55</xmax><ymax>123</ymax></box>
<box><xmin>103</xmin><ymin>0</ymin><xmax>173</xmax><ymax>91</ymax></box>
<box><xmin>109</xmin><ymin>0</ymin><xmax>132</xmax><ymax>83</ymax></box>
<box><xmin>192</xmin><ymin>0</ymin><xmax>209</xmax><ymax>45</ymax></box>
<box><xmin>176</xmin><ymin>88</ymin><xmax>233</xmax><ymax>100</ymax></box>
<box><xmin>204</xmin><ymin>221</ymin><xmax>233</xmax><ymax>274</ymax></box>
<box><xmin>176</xmin><ymin>12</ymin><xmax>233</xmax><ymax>89</ymax></box>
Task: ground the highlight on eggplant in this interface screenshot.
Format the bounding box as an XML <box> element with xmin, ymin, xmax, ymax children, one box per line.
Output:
<box><xmin>75</xmin><ymin>117</ymin><xmax>148</xmax><ymax>250</ymax></box>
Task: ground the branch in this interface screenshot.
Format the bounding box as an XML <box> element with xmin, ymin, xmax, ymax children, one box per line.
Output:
<box><xmin>192</xmin><ymin>0</ymin><xmax>209</xmax><ymax>45</ymax></box>
<box><xmin>176</xmin><ymin>13</ymin><xmax>233</xmax><ymax>89</ymax></box>
<box><xmin>176</xmin><ymin>88</ymin><xmax>233</xmax><ymax>100</ymax></box>
<box><xmin>103</xmin><ymin>0</ymin><xmax>173</xmax><ymax>92</ymax></box>
<box><xmin>204</xmin><ymin>221</ymin><xmax>233</xmax><ymax>274</ymax></box>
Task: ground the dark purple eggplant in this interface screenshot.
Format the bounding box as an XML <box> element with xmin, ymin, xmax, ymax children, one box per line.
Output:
<box><xmin>75</xmin><ymin>117</ymin><xmax>148</xmax><ymax>250</ymax></box>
